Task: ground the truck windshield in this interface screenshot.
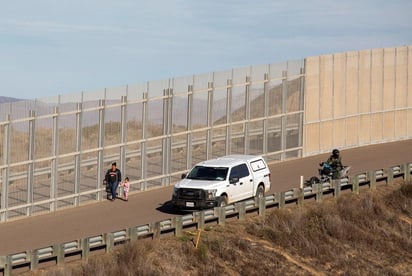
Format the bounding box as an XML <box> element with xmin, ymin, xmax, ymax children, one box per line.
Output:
<box><xmin>187</xmin><ymin>166</ymin><xmax>228</xmax><ymax>181</ymax></box>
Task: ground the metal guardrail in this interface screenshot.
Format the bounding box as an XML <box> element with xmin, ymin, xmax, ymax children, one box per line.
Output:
<box><xmin>0</xmin><ymin>162</ymin><xmax>411</xmax><ymax>276</ymax></box>
<box><xmin>89</xmin><ymin>236</ymin><xmax>104</xmax><ymax>248</ymax></box>
<box><xmin>136</xmin><ymin>225</ymin><xmax>151</xmax><ymax>237</ymax></box>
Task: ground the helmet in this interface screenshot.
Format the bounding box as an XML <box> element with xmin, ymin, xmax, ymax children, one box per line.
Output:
<box><xmin>332</xmin><ymin>149</ymin><xmax>340</xmax><ymax>157</ymax></box>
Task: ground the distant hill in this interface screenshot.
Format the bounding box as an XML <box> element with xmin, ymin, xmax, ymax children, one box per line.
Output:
<box><xmin>0</xmin><ymin>96</ymin><xmax>21</xmax><ymax>103</ymax></box>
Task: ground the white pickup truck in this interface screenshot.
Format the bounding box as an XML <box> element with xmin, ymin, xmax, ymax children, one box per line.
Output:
<box><xmin>172</xmin><ymin>155</ymin><xmax>271</xmax><ymax>210</ymax></box>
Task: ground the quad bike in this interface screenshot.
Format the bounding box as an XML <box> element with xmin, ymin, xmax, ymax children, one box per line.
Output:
<box><xmin>305</xmin><ymin>162</ymin><xmax>351</xmax><ymax>187</ymax></box>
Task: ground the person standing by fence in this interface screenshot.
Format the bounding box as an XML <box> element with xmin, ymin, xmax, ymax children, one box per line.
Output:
<box><xmin>104</xmin><ymin>162</ymin><xmax>122</xmax><ymax>201</ymax></box>
<box><xmin>120</xmin><ymin>177</ymin><xmax>130</xmax><ymax>201</ymax></box>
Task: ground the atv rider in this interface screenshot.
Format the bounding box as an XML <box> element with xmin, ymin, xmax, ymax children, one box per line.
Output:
<box><xmin>326</xmin><ymin>149</ymin><xmax>343</xmax><ymax>179</ymax></box>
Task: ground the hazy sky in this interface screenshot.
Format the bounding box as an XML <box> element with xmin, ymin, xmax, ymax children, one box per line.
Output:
<box><xmin>0</xmin><ymin>0</ymin><xmax>411</xmax><ymax>100</ymax></box>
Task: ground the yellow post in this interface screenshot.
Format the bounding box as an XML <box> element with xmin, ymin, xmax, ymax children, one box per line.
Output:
<box><xmin>195</xmin><ymin>229</ymin><xmax>202</xmax><ymax>249</ymax></box>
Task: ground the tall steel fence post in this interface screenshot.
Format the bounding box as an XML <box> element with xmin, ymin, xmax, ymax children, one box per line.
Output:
<box><xmin>96</xmin><ymin>100</ymin><xmax>105</xmax><ymax>202</ymax></box>
<box><xmin>1</xmin><ymin>115</ymin><xmax>11</xmax><ymax>222</ymax></box>
<box><xmin>141</xmin><ymin>92</ymin><xmax>148</xmax><ymax>191</ymax></box>
<box><xmin>167</xmin><ymin>88</ymin><xmax>174</xmax><ymax>180</ymax></box>
<box><xmin>166</xmin><ymin>88</ymin><xmax>173</xmax><ymax>183</ymax></box>
<box><xmin>74</xmin><ymin>102</ymin><xmax>84</xmax><ymax>205</ymax></box>
<box><xmin>206</xmin><ymin>81</ymin><xmax>214</xmax><ymax>159</ymax></box>
<box><xmin>186</xmin><ymin>85</ymin><xmax>193</xmax><ymax>169</ymax></box>
<box><xmin>281</xmin><ymin>70</ymin><xmax>288</xmax><ymax>161</ymax></box>
<box><xmin>50</xmin><ymin>106</ymin><xmax>59</xmax><ymax>211</ymax></box>
<box><xmin>298</xmin><ymin>67</ymin><xmax>305</xmax><ymax>156</ymax></box>
<box><xmin>381</xmin><ymin>49</ymin><xmax>385</xmax><ymax>141</ymax></box>
<box><xmin>225</xmin><ymin>79</ymin><xmax>232</xmax><ymax>155</ymax></box>
<box><xmin>244</xmin><ymin>76</ymin><xmax>251</xmax><ymax>155</ymax></box>
<box><xmin>75</xmin><ymin>103</ymin><xmax>84</xmax><ymax>202</ymax></box>
<box><xmin>162</xmin><ymin>89</ymin><xmax>168</xmax><ymax>186</ymax></box>
<box><xmin>27</xmin><ymin>110</ymin><xmax>35</xmax><ymax>216</ymax></box>
<box><xmin>263</xmin><ymin>73</ymin><xmax>269</xmax><ymax>155</ymax></box>
<box><xmin>161</xmin><ymin>88</ymin><xmax>172</xmax><ymax>187</ymax></box>
<box><xmin>120</xmin><ymin>96</ymin><xmax>127</xmax><ymax>181</ymax></box>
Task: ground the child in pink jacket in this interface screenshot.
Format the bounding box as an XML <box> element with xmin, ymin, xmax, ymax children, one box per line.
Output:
<box><xmin>121</xmin><ymin>177</ymin><xmax>130</xmax><ymax>201</ymax></box>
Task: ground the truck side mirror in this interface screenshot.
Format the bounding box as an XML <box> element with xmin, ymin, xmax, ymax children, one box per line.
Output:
<box><xmin>181</xmin><ymin>173</ymin><xmax>187</xmax><ymax>179</ymax></box>
<box><xmin>229</xmin><ymin>177</ymin><xmax>239</xmax><ymax>184</ymax></box>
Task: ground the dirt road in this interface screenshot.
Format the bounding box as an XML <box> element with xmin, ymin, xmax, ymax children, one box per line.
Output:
<box><xmin>0</xmin><ymin>139</ymin><xmax>411</xmax><ymax>255</ymax></box>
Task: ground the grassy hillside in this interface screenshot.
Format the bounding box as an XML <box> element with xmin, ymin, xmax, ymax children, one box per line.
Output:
<box><xmin>25</xmin><ymin>182</ymin><xmax>412</xmax><ymax>276</ymax></box>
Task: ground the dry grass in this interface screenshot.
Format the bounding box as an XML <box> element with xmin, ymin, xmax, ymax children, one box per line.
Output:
<box><xmin>25</xmin><ymin>182</ymin><xmax>412</xmax><ymax>276</ymax></box>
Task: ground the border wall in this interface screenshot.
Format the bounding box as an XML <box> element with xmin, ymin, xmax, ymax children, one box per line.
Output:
<box><xmin>304</xmin><ymin>46</ymin><xmax>412</xmax><ymax>155</ymax></box>
<box><xmin>0</xmin><ymin>45</ymin><xmax>411</xmax><ymax>222</ymax></box>
<box><xmin>0</xmin><ymin>61</ymin><xmax>305</xmax><ymax>221</ymax></box>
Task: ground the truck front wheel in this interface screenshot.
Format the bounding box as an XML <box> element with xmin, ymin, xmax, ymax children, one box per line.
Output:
<box><xmin>218</xmin><ymin>195</ymin><xmax>227</xmax><ymax>207</ymax></box>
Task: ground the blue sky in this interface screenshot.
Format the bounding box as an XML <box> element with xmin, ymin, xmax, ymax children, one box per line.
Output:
<box><xmin>0</xmin><ymin>0</ymin><xmax>411</xmax><ymax>100</ymax></box>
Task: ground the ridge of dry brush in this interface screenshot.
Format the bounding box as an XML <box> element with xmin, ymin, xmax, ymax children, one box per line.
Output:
<box><xmin>29</xmin><ymin>183</ymin><xmax>412</xmax><ymax>276</ymax></box>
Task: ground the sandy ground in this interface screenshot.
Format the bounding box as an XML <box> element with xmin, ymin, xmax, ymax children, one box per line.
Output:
<box><xmin>0</xmin><ymin>139</ymin><xmax>411</xmax><ymax>256</ymax></box>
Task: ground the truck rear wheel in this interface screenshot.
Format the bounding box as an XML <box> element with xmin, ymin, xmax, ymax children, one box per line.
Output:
<box><xmin>256</xmin><ymin>185</ymin><xmax>265</xmax><ymax>199</ymax></box>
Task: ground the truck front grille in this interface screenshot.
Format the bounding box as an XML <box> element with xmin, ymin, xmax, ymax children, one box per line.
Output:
<box><xmin>178</xmin><ymin>188</ymin><xmax>205</xmax><ymax>200</ymax></box>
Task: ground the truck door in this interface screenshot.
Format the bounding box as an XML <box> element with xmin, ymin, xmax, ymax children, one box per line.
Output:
<box><xmin>228</xmin><ymin>163</ymin><xmax>253</xmax><ymax>201</ymax></box>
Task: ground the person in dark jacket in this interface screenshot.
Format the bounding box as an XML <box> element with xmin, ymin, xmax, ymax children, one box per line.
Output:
<box><xmin>326</xmin><ymin>149</ymin><xmax>343</xmax><ymax>179</ymax></box>
<box><xmin>104</xmin><ymin>162</ymin><xmax>122</xmax><ymax>201</ymax></box>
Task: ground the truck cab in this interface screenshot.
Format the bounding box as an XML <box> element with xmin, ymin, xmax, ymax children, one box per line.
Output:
<box><xmin>172</xmin><ymin>155</ymin><xmax>271</xmax><ymax>210</ymax></box>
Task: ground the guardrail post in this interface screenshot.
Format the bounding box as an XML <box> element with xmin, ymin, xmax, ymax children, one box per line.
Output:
<box><xmin>217</xmin><ymin>207</ymin><xmax>226</xmax><ymax>226</ymax></box>
<box><xmin>129</xmin><ymin>227</ymin><xmax>138</xmax><ymax>241</ymax></box>
<box><xmin>402</xmin><ymin>163</ymin><xmax>411</xmax><ymax>182</ymax></box>
<box><xmin>105</xmin><ymin>233</ymin><xmax>114</xmax><ymax>253</ymax></box>
<box><xmin>198</xmin><ymin>211</ymin><xmax>205</xmax><ymax>230</ymax></box>
<box><xmin>0</xmin><ymin>257</ymin><xmax>3</xmax><ymax>274</ymax></box>
<box><xmin>279</xmin><ymin>192</ymin><xmax>286</xmax><ymax>208</ymax></box>
<box><xmin>237</xmin><ymin>202</ymin><xmax>246</xmax><ymax>220</ymax></box>
<box><xmin>258</xmin><ymin>197</ymin><xmax>266</xmax><ymax>216</ymax></box>
<box><xmin>153</xmin><ymin>222</ymin><xmax>161</xmax><ymax>239</ymax></box>
<box><xmin>313</xmin><ymin>183</ymin><xmax>323</xmax><ymax>202</ymax></box>
<box><xmin>297</xmin><ymin>188</ymin><xmax>304</xmax><ymax>207</ymax></box>
<box><xmin>332</xmin><ymin>180</ymin><xmax>341</xmax><ymax>197</ymax></box>
<box><xmin>351</xmin><ymin>175</ymin><xmax>359</xmax><ymax>195</ymax></box>
<box><xmin>2</xmin><ymin>255</ymin><xmax>11</xmax><ymax>276</ymax></box>
<box><xmin>81</xmin><ymin>238</ymin><xmax>89</xmax><ymax>260</ymax></box>
<box><xmin>30</xmin><ymin>249</ymin><xmax>39</xmax><ymax>270</ymax></box>
<box><xmin>0</xmin><ymin>256</ymin><xmax>3</xmax><ymax>272</ymax></box>
<box><xmin>384</xmin><ymin>168</ymin><xmax>394</xmax><ymax>185</ymax></box>
<box><xmin>368</xmin><ymin>170</ymin><xmax>377</xmax><ymax>190</ymax></box>
<box><xmin>54</xmin><ymin>244</ymin><xmax>64</xmax><ymax>265</ymax></box>
<box><xmin>174</xmin><ymin>216</ymin><xmax>183</xmax><ymax>237</ymax></box>
<box><xmin>274</xmin><ymin>193</ymin><xmax>281</xmax><ymax>207</ymax></box>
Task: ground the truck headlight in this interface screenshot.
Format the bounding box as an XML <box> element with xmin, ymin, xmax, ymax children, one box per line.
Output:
<box><xmin>206</xmin><ymin>189</ymin><xmax>217</xmax><ymax>199</ymax></box>
<box><xmin>173</xmin><ymin>187</ymin><xmax>178</xmax><ymax>197</ymax></box>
